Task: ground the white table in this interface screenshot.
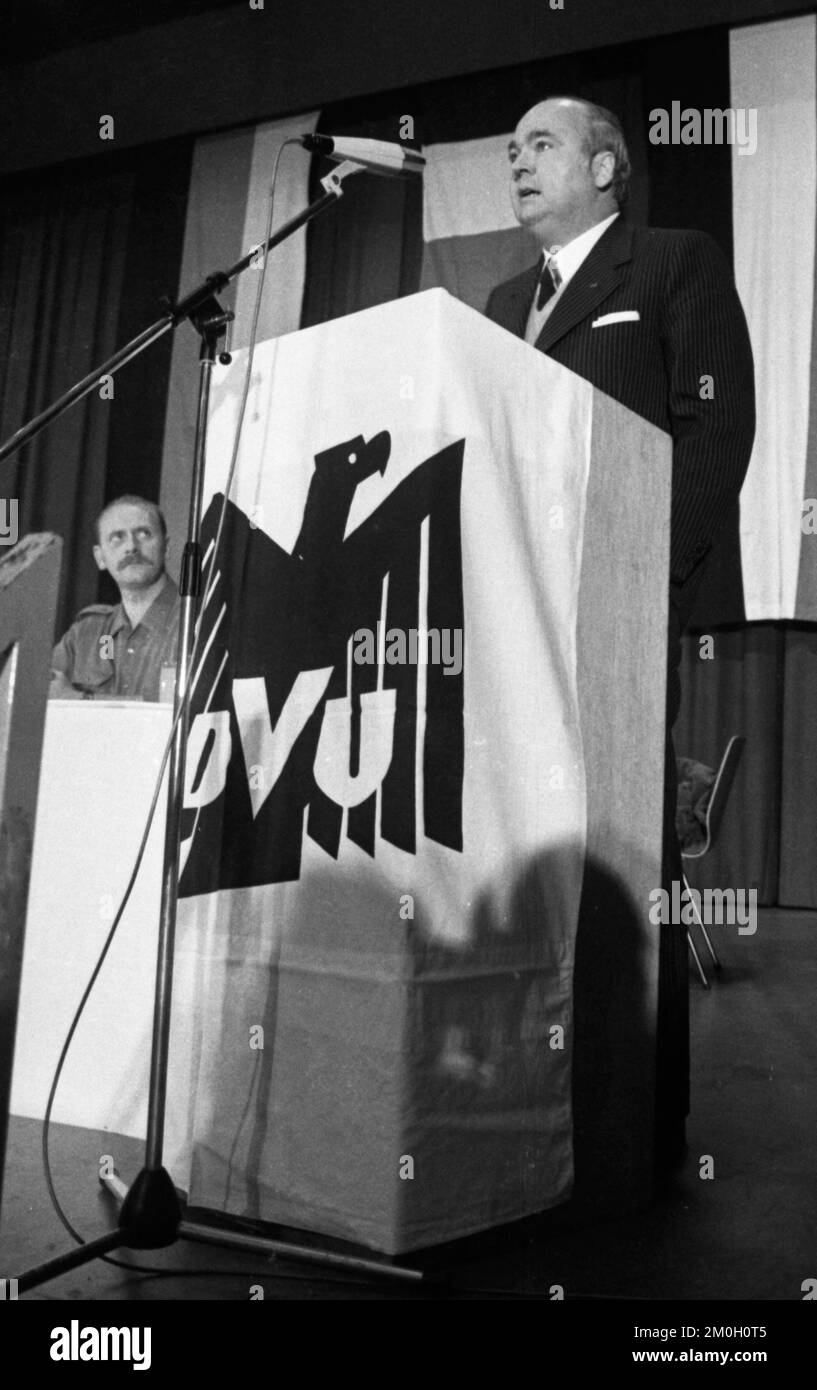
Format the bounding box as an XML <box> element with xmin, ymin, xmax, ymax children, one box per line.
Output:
<box><xmin>11</xmin><ymin>702</ymin><xmax>171</xmax><ymax>1146</ymax></box>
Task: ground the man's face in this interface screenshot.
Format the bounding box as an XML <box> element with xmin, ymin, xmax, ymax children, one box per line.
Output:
<box><xmin>508</xmin><ymin>99</ymin><xmax>607</xmax><ymax>244</ymax></box>
<box><xmin>93</xmin><ymin>503</ymin><xmax>167</xmax><ymax>590</ymax></box>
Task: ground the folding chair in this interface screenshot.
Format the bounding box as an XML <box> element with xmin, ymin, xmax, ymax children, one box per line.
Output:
<box><xmin>681</xmin><ymin>735</ymin><xmax>746</xmax><ymax>988</ymax></box>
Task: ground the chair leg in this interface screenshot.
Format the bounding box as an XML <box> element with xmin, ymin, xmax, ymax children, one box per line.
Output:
<box><xmin>683</xmin><ymin>872</ymin><xmax>721</xmax><ymax>971</ymax></box>
<box><xmin>687</xmin><ymin>930</ymin><xmax>710</xmax><ymax>988</ymax></box>
<box><xmin>696</xmin><ymin>917</ymin><xmax>721</xmax><ymax>971</ymax></box>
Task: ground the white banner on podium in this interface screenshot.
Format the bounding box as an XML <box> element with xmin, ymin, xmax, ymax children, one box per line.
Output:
<box><xmin>166</xmin><ymin>289</ymin><xmax>593</xmax><ymax>1252</ymax></box>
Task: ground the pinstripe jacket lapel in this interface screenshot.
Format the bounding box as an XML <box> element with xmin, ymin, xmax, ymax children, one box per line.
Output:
<box><xmin>536</xmin><ymin>219</ymin><xmax>635</xmax><ymax>353</ymax></box>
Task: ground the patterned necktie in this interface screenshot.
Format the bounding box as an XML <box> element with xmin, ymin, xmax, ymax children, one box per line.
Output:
<box><xmin>536</xmin><ymin>251</ymin><xmax>562</xmax><ymax>311</ymax></box>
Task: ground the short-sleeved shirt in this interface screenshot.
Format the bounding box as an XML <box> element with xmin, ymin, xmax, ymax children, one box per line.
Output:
<box><xmin>51</xmin><ymin>576</ymin><xmax>180</xmax><ymax>701</ymax></box>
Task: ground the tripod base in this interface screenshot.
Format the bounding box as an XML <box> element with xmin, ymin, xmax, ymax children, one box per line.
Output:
<box><xmin>17</xmin><ymin>1228</ymin><xmax>129</xmax><ymax>1295</ymax></box>
<box><xmin>178</xmin><ymin>1216</ymin><xmax>423</xmax><ymax>1283</ymax></box>
<box><xmin>102</xmin><ymin>1160</ymin><xmax>422</xmax><ymax>1281</ymax></box>
<box><xmin>17</xmin><ymin>1164</ymin><xmax>182</xmax><ymax>1294</ymax></box>
<box><xmin>18</xmin><ymin>1158</ymin><xmax>423</xmax><ymax>1292</ymax></box>
<box><xmin>118</xmin><ymin>1166</ymin><xmax>181</xmax><ymax>1246</ymax></box>
<box><xmin>111</xmin><ymin>1161</ymin><xmax>422</xmax><ymax>1281</ymax></box>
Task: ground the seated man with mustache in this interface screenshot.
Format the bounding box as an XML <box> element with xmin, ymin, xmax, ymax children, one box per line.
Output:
<box><xmin>50</xmin><ymin>494</ymin><xmax>180</xmax><ymax>702</ymax></box>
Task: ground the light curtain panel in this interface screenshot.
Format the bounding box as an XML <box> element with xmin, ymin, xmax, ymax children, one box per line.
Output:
<box><xmin>732</xmin><ymin>15</ymin><xmax>817</xmax><ymax>620</ymax></box>
<box><xmin>420</xmin><ymin>133</ymin><xmax>538</xmax><ymax>314</ymax></box>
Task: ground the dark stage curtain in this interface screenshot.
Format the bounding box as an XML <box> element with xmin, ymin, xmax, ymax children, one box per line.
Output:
<box><xmin>301</xmin><ymin>100</ymin><xmax>423</xmax><ymax>330</ymax></box>
<box><xmin>0</xmin><ymin>139</ymin><xmax>192</xmax><ymax>637</ymax></box>
<box><xmin>677</xmin><ymin>624</ymin><xmax>817</xmax><ymax>909</ymax></box>
<box><xmin>298</xmin><ymin>24</ymin><xmax>817</xmax><ymax>909</ymax></box>
<box><xmin>676</xmin><ymin>625</ymin><xmax>783</xmax><ymax>905</ymax></box>
<box><xmin>778</xmin><ymin>629</ymin><xmax>817</xmax><ymax>907</ymax></box>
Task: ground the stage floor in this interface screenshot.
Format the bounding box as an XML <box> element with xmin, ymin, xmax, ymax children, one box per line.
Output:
<box><xmin>2</xmin><ymin>908</ymin><xmax>815</xmax><ymax>1301</ymax></box>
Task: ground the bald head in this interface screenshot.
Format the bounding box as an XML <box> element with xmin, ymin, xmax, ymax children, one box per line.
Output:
<box><xmin>508</xmin><ymin>96</ymin><xmax>628</xmax><ymax>248</ymax></box>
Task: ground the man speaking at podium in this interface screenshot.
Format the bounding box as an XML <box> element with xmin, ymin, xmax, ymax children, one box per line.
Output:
<box><xmin>50</xmin><ymin>495</ymin><xmax>180</xmax><ymax>702</ymax></box>
<box><xmin>485</xmin><ymin>96</ymin><xmax>756</xmax><ymax>1164</ymax></box>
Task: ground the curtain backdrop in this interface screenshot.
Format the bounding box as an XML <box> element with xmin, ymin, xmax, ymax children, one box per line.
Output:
<box><xmin>0</xmin><ymin>139</ymin><xmax>192</xmax><ymax>635</ymax></box>
<box><xmin>158</xmin><ymin>112</ymin><xmax>318</xmax><ymax>575</ymax></box>
<box><xmin>301</xmin><ymin>95</ymin><xmax>423</xmax><ymax>330</ymax></box>
<box><xmin>730</xmin><ymin>16</ymin><xmax>817</xmax><ymax>622</ymax></box>
<box><xmin>677</xmin><ymin>623</ymin><xmax>817</xmax><ymax>909</ymax></box>
<box><xmin>680</xmin><ymin>16</ymin><xmax>817</xmax><ymax>911</ymax></box>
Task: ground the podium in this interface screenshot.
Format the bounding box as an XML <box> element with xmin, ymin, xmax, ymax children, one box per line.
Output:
<box><xmin>8</xmin><ymin>290</ymin><xmax>671</xmax><ymax>1256</ymax></box>
<box><xmin>171</xmin><ymin>288</ymin><xmax>671</xmax><ymax>1252</ymax></box>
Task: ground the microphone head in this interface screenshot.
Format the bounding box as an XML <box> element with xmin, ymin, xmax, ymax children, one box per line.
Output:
<box><xmin>299</xmin><ymin>133</ymin><xmax>425</xmax><ymax>177</ymax></box>
<box><xmin>300</xmin><ymin>133</ymin><xmax>332</xmax><ymax>153</ymax></box>
<box><xmin>401</xmin><ymin>147</ymin><xmax>426</xmax><ymax>172</ymax></box>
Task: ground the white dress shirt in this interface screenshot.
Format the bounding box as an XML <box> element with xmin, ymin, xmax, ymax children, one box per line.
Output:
<box><xmin>524</xmin><ymin>211</ymin><xmax>620</xmax><ymax>345</ymax></box>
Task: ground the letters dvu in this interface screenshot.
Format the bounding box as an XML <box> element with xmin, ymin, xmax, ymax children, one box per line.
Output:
<box><xmin>179</xmin><ymin>431</ymin><xmax>466</xmax><ymax>894</ymax></box>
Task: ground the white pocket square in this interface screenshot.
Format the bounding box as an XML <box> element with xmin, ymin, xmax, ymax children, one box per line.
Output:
<box><xmin>592</xmin><ymin>311</ymin><xmax>641</xmax><ymax>327</ymax></box>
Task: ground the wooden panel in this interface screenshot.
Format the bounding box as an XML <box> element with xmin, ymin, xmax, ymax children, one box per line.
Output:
<box><xmin>571</xmin><ymin>390</ymin><xmax>671</xmax><ymax>1215</ymax></box>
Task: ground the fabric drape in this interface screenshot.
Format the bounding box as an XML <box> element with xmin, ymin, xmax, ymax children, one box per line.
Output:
<box><xmin>0</xmin><ymin>140</ymin><xmax>191</xmax><ymax>635</ymax></box>
<box><xmin>301</xmin><ymin>103</ymin><xmax>423</xmax><ymax>330</ymax></box>
<box><xmin>0</xmin><ymin>162</ymin><xmax>134</xmax><ymax>635</ymax></box>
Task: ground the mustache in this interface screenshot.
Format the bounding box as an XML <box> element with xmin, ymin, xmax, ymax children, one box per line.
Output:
<box><xmin>118</xmin><ymin>554</ymin><xmax>149</xmax><ymax>569</ymax></box>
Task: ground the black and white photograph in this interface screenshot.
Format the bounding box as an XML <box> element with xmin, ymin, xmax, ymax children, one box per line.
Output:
<box><xmin>0</xmin><ymin>0</ymin><xmax>814</xmax><ymax>1361</ymax></box>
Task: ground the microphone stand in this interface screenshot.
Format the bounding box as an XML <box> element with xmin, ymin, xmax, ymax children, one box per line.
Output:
<box><xmin>7</xmin><ymin>159</ymin><xmax>422</xmax><ymax>1292</ymax></box>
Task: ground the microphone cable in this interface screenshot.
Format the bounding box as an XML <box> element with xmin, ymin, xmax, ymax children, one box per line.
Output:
<box><xmin>36</xmin><ymin>137</ymin><xmax>302</xmax><ymax>1278</ymax></box>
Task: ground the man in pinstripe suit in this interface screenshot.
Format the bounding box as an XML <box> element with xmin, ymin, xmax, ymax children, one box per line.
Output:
<box><xmin>486</xmin><ymin>96</ymin><xmax>756</xmax><ymax>1168</ymax></box>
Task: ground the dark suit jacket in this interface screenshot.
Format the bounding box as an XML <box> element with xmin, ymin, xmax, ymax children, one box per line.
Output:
<box><xmin>485</xmin><ymin>217</ymin><xmax>756</xmax><ymax>631</ymax></box>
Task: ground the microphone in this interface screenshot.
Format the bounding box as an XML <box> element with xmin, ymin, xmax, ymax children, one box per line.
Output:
<box><xmin>300</xmin><ymin>133</ymin><xmax>425</xmax><ymax>178</ymax></box>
